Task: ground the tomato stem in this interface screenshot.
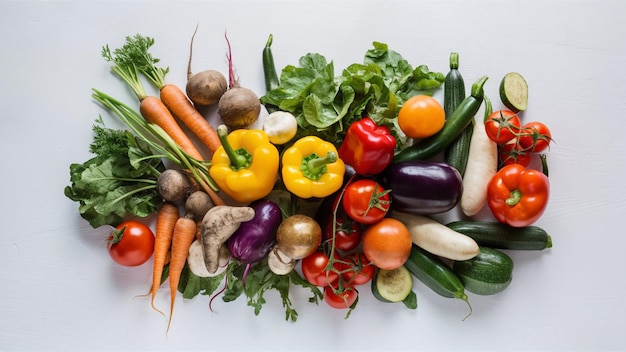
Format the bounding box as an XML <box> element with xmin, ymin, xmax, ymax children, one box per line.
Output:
<box><xmin>109</xmin><ymin>226</ymin><xmax>126</xmax><ymax>245</ymax></box>
<box><xmin>363</xmin><ymin>183</ymin><xmax>391</xmax><ymax>217</ymax></box>
<box><xmin>505</xmin><ymin>189</ymin><xmax>522</xmax><ymax>206</ymax></box>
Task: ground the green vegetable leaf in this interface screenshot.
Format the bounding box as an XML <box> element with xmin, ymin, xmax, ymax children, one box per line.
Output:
<box><xmin>64</xmin><ymin>117</ymin><xmax>165</xmax><ymax>228</ymax></box>
<box><xmin>221</xmin><ymin>260</ymin><xmax>322</xmax><ymax>322</ymax></box>
<box><xmin>260</xmin><ymin>42</ymin><xmax>444</xmax><ymax>148</ymax></box>
<box><xmin>178</xmin><ymin>265</ymin><xmax>226</xmax><ymax>299</ymax></box>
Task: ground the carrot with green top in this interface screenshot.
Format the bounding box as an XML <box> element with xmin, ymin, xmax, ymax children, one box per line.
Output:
<box><xmin>102</xmin><ymin>37</ymin><xmax>205</xmax><ymax>161</ymax></box>
<box><xmin>120</xmin><ymin>34</ymin><xmax>222</xmax><ymax>154</ymax></box>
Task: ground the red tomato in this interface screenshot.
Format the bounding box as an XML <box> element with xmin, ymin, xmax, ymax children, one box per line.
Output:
<box><xmin>323</xmin><ymin>284</ymin><xmax>358</xmax><ymax>309</ymax></box>
<box><xmin>342</xmin><ymin>179</ymin><xmax>391</xmax><ymax>225</ymax></box>
<box><xmin>338</xmin><ymin>252</ymin><xmax>375</xmax><ymax>286</ymax></box>
<box><xmin>361</xmin><ymin>218</ymin><xmax>412</xmax><ymax>270</ymax></box>
<box><xmin>301</xmin><ymin>251</ymin><xmax>339</xmax><ymax>287</ymax></box>
<box><xmin>485</xmin><ymin>110</ymin><xmax>522</xmax><ymax>144</ymax></box>
<box><xmin>499</xmin><ymin>142</ymin><xmax>531</xmax><ymax>167</ymax></box>
<box><xmin>519</xmin><ymin>121</ymin><xmax>552</xmax><ymax>153</ymax></box>
<box><xmin>107</xmin><ymin>220</ymin><xmax>155</xmax><ymax>266</ymax></box>
<box><xmin>323</xmin><ymin>212</ymin><xmax>362</xmax><ymax>252</ymax></box>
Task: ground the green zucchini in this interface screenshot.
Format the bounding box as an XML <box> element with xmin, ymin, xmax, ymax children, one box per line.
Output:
<box><xmin>499</xmin><ymin>72</ymin><xmax>528</xmax><ymax>112</ymax></box>
<box><xmin>371</xmin><ymin>266</ymin><xmax>414</xmax><ymax>304</ymax></box>
<box><xmin>446</xmin><ymin>221</ymin><xmax>552</xmax><ymax>250</ymax></box>
<box><xmin>453</xmin><ymin>247</ymin><xmax>514</xmax><ymax>295</ymax></box>
<box><xmin>262</xmin><ymin>34</ymin><xmax>280</xmax><ymax>114</ymax></box>
<box><xmin>443</xmin><ymin>52</ymin><xmax>472</xmax><ymax>176</ymax></box>
<box><xmin>394</xmin><ymin>76</ymin><xmax>488</xmax><ymax>163</ymax></box>
<box><xmin>404</xmin><ymin>245</ymin><xmax>472</xmax><ymax>319</ymax></box>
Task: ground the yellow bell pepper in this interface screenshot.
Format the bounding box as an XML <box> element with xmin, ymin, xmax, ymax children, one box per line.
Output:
<box><xmin>210</xmin><ymin>125</ymin><xmax>279</xmax><ymax>203</ymax></box>
<box><xmin>281</xmin><ymin>136</ymin><xmax>345</xmax><ymax>199</ymax></box>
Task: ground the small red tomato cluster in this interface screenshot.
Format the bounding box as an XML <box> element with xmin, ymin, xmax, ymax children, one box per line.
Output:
<box><xmin>484</xmin><ymin>109</ymin><xmax>552</xmax><ymax>168</ymax></box>
<box><xmin>302</xmin><ymin>182</ymin><xmax>390</xmax><ymax>310</ymax></box>
<box><xmin>484</xmin><ymin>109</ymin><xmax>553</xmax><ymax>227</ymax></box>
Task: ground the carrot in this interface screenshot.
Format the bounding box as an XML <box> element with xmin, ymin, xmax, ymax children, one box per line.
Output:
<box><xmin>160</xmin><ymin>84</ymin><xmax>221</xmax><ymax>154</ymax></box>
<box><xmin>139</xmin><ymin>96</ymin><xmax>205</xmax><ymax>161</ymax></box>
<box><xmin>118</xmin><ymin>33</ymin><xmax>221</xmax><ymax>155</ymax></box>
<box><xmin>102</xmin><ymin>38</ymin><xmax>205</xmax><ymax>161</ymax></box>
<box><xmin>147</xmin><ymin>202</ymin><xmax>179</xmax><ymax>315</ymax></box>
<box><xmin>167</xmin><ymin>216</ymin><xmax>197</xmax><ymax>334</ymax></box>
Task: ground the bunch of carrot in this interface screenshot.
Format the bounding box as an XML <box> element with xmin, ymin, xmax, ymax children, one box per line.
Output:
<box><xmin>97</xmin><ymin>34</ymin><xmax>232</xmax><ymax>334</ymax></box>
<box><xmin>101</xmin><ymin>34</ymin><xmax>223</xmax><ymax>203</ymax></box>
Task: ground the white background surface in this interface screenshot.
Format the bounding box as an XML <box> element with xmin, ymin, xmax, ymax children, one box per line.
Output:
<box><xmin>1</xmin><ymin>0</ymin><xmax>625</xmax><ymax>351</ymax></box>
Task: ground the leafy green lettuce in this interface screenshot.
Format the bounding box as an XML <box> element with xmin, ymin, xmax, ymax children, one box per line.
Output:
<box><xmin>260</xmin><ymin>42</ymin><xmax>445</xmax><ymax>148</ymax></box>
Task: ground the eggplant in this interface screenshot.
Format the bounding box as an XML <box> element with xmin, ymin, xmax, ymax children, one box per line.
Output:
<box><xmin>228</xmin><ymin>199</ymin><xmax>282</xmax><ymax>265</ymax></box>
<box><xmin>382</xmin><ymin>161</ymin><xmax>463</xmax><ymax>215</ymax></box>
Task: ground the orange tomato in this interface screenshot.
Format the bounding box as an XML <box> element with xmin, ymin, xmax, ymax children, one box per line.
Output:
<box><xmin>361</xmin><ymin>218</ymin><xmax>412</xmax><ymax>270</ymax></box>
<box><xmin>398</xmin><ymin>95</ymin><xmax>445</xmax><ymax>139</ymax></box>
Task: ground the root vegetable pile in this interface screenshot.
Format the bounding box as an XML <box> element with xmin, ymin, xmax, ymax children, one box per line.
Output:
<box><xmin>65</xmin><ymin>30</ymin><xmax>556</xmax><ymax>332</ymax></box>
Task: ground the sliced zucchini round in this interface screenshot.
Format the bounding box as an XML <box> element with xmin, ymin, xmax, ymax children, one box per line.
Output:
<box><xmin>372</xmin><ymin>266</ymin><xmax>413</xmax><ymax>303</ymax></box>
<box><xmin>499</xmin><ymin>72</ymin><xmax>528</xmax><ymax>112</ymax></box>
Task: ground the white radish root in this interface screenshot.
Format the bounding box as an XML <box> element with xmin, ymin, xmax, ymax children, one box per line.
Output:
<box><xmin>392</xmin><ymin>211</ymin><xmax>479</xmax><ymax>261</ymax></box>
<box><xmin>460</xmin><ymin>115</ymin><xmax>498</xmax><ymax>217</ymax></box>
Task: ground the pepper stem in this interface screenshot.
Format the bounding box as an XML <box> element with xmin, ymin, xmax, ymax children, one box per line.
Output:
<box><xmin>301</xmin><ymin>151</ymin><xmax>337</xmax><ymax>180</ymax></box>
<box><xmin>505</xmin><ymin>189</ymin><xmax>522</xmax><ymax>206</ymax></box>
<box><xmin>217</xmin><ymin>124</ymin><xmax>251</xmax><ymax>170</ymax></box>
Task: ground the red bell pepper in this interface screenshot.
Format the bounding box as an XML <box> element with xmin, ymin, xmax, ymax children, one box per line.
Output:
<box><xmin>487</xmin><ymin>164</ymin><xmax>550</xmax><ymax>227</ymax></box>
<box><xmin>338</xmin><ymin>117</ymin><xmax>396</xmax><ymax>175</ymax></box>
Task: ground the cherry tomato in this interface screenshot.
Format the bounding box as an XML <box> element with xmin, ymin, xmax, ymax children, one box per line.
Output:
<box><xmin>322</xmin><ymin>195</ymin><xmax>362</xmax><ymax>252</ymax></box>
<box><xmin>107</xmin><ymin>220</ymin><xmax>155</xmax><ymax>266</ymax></box>
<box><xmin>499</xmin><ymin>142</ymin><xmax>531</xmax><ymax>167</ymax></box>
<box><xmin>323</xmin><ymin>284</ymin><xmax>358</xmax><ymax>309</ymax></box>
<box><xmin>338</xmin><ymin>252</ymin><xmax>375</xmax><ymax>286</ymax></box>
<box><xmin>342</xmin><ymin>179</ymin><xmax>391</xmax><ymax>225</ymax></box>
<box><xmin>519</xmin><ymin>121</ymin><xmax>552</xmax><ymax>153</ymax></box>
<box><xmin>325</xmin><ymin>215</ymin><xmax>362</xmax><ymax>252</ymax></box>
<box><xmin>397</xmin><ymin>95</ymin><xmax>446</xmax><ymax>139</ymax></box>
<box><xmin>485</xmin><ymin>110</ymin><xmax>522</xmax><ymax>144</ymax></box>
<box><xmin>301</xmin><ymin>250</ymin><xmax>339</xmax><ymax>287</ymax></box>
